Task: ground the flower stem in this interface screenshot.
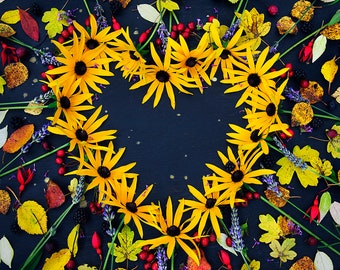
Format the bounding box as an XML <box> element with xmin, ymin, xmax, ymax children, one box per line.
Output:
<box><xmin>7</xmin><ymin>37</ymin><xmax>35</xmax><ymax>51</ymax></box>
<box><xmin>230</xmin><ymin>0</ymin><xmax>246</xmax><ymax>26</ymax></box>
<box><xmin>280</xmin><ymin>109</ymin><xmax>340</xmax><ymax>121</ymax></box>
<box><xmin>82</xmin><ymin>0</ymin><xmax>91</xmax><ymax>16</ymax></box>
<box><xmin>218</xmin><ymin>217</ymin><xmax>230</xmax><ymax>235</ymax></box>
<box><xmin>102</xmin><ymin>217</ymin><xmax>125</xmax><ymax>270</ymax></box>
<box><xmin>0</xmin><ymin>142</ymin><xmax>70</xmax><ymax>178</ymax></box>
<box><xmin>171</xmin><ymin>252</ymin><xmax>174</xmax><ymax>270</ymax></box>
<box><xmin>245</xmin><ymin>184</ymin><xmax>340</xmax><ymax>257</ymax></box>
<box><xmin>0</xmin><ymin>105</ymin><xmax>48</xmax><ymax>110</ymax></box>
<box><xmin>311</xmin><ymin>105</ymin><xmax>340</xmax><ymax>121</ymax></box>
<box><xmin>0</xmin><ymin>101</ymin><xmax>30</xmax><ymax>106</ymax></box>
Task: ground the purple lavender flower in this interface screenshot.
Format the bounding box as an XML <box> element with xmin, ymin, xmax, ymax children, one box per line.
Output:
<box><xmin>102</xmin><ymin>205</ymin><xmax>116</xmax><ymax>237</ymax></box>
<box><xmin>284</xmin><ymin>87</ymin><xmax>308</xmax><ymax>103</ymax></box>
<box><xmin>222</xmin><ymin>19</ymin><xmax>240</xmax><ymax>40</ymax></box>
<box><xmin>33</xmin><ymin>49</ymin><xmax>61</xmax><ymax>66</ymax></box>
<box><xmin>94</xmin><ymin>1</ymin><xmax>109</xmax><ymax>30</ymax></box>
<box><xmin>156</xmin><ymin>246</ymin><xmax>168</xmax><ymax>269</ymax></box>
<box><xmin>21</xmin><ymin>122</ymin><xmax>51</xmax><ymax>153</ymax></box>
<box><xmin>269</xmin><ymin>42</ymin><xmax>279</xmax><ymax>54</ymax></box>
<box><xmin>157</xmin><ymin>23</ymin><xmax>170</xmax><ymax>54</ymax></box>
<box><xmin>262</xmin><ymin>174</ymin><xmax>282</xmax><ymax>197</ymax></box>
<box><xmin>230</xmin><ymin>208</ymin><xmax>244</xmax><ymax>253</ymax></box>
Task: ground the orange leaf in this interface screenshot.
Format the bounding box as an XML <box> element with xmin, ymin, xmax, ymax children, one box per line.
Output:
<box><xmin>18</xmin><ymin>8</ymin><xmax>39</xmax><ymax>41</ymax></box>
<box><xmin>2</xmin><ymin>124</ymin><xmax>34</xmax><ymax>153</ymax></box>
<box><xmin>45</xmin><ymin>179</ymin><xmax>65</xmax><ymax>209</ymax></box>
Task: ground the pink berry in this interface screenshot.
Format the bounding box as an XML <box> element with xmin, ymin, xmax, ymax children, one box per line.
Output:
<box><xmin>56</xmin><ymin>149</ymin><xmax>65</xmax><ymax>157</ymax></box>
<box><xmin>300</xmin><ymin>79</ymin><xmax>309</xmax><ymax>88</ymax></box>
<box><xmin>307</xmin><ymin>236</ymin><xmax>318</xmax><ymax>246</ymax></box>
<box><xmin>253</xmin><ymin>192</ymin><xmax>260</xmax><ymax>200</ymax></box>
<box><xmin>41</xmin><ymin>84</ymin><xmax>49</xmax><ymax>93</ymax></box>
<box><xmin>327</xmin><ymin>129</ymin><xmax>338</xmax><ymax>139</ymax></box>
<box><xmin>58</xmin><ymin>166</ymin><xmax>66</xmax><ymax>175</ymax></box>
<box><xmin>55</xmin><ymin>157</ymin><xmax>63</xmax><ymax>165</ymax></box>
<box><xmin>268</xmin><ymin>5</ymin><xmax>279</xmax><ymax>16</ymax></box>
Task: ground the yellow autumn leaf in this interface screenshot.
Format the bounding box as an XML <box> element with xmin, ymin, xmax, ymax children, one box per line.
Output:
<box><xmin>42</xmin><ymin>249</ymin><xmax>71</xmax><ymax>270</ymax></box>
<box><xmin>0</xmin><ymin>76</ymin><xmax>6</xmax><ymax>95</ymax></box>
<box><xmin>269</xmin><ymin>238</ymin><xmax>297</xmax><ymax>264</ymax></box>
<box><xmin>67</xmin><ymin>224</ymin><xmax>80</xmax><ymax>257</ymax></box>
<box><xmin>78</xmin><ymin>265</ymin><xmax>98</xmax><ymax>270</ymax></box>
<box><xmin>322</xmin><ymin>57</ymin><xmax>338</xmax><ymax>82</ymax></box>
<box><xmin>327</xmin><ymin>124</ymin><xmax>340</xmax><ymax>158</ymax></box>
<box><xmin>17</xmin><ymin>200</ymin><xmax>47</xmax><ymax>234</ymax></box>
<box><xmin>0</xmin><ymin>23</ymin><xmax>16</xmax><ymax>37</ymax></box>
<box><xmin>258</xmin><ymin>214</ymin><xmax>283</xmax><ymax>243</ymax></box>
<box><xmin>1</xmin><ymin>10</ymin><xmax>20</xmax><ymax>24</ymax></box>
<box><xmin>241</xmin><ymin>260</ymin><xmax>260</xmax><ymax>270</ymax></box>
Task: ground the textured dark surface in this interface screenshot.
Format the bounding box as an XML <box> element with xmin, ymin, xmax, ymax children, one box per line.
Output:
<box><xmin>0</xmin><ymin>0</ymin><xmax>340</xmax><ymax>269</ymax></box>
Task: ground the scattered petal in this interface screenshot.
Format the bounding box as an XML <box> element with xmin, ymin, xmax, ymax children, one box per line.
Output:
<box><xmin>312</xmin><ymin>35</ymin><xmax>327</xmax><ymax>63</ymax></box>
<box><xmin>0</xmin><ymin>236</ymin><xmax>14</xmax><ymax>268</ymax></box>
<box><xmin>314</xmin><ymin>250</ymin><xmax>333</xmax><ymax>270</ymax></box>
<box><xmin>329</xmin><ymin>201</ymin><xmax>340</xmax><ymax>225</ymax></box>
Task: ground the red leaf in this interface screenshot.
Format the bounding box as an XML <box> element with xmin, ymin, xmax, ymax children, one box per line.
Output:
<box><xmin>18</xmin><ymin>8</ymin><xmax>39</xmax><ymax>42</ymax></box>
<box><xmin>45</xmin><ymin>180</ymin><xmax>65</xmax><ymax>209</ymax></box>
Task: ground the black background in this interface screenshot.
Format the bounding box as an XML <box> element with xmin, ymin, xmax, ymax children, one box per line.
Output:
<box><xmin>1</xmin><ymin>0</ymin><xmax>340</xmax><ymax>269</ymax></box>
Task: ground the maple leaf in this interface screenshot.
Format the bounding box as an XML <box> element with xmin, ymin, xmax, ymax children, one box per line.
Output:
<box><xmin>42</xmin><ymin>249</ymin><xmax>71</xmax><ymax>270</ymax></box>
<box><xmin>258</xmin><ymin>214</ymin><xmax>283</xmax><ymax>243</ymax></box>
<box><xmin>0</xmin><ymin>76</ymin><xmax>6</xmax><ymax>95</ymax></box>
<box><xmin>110</xmin><ymin>225</ymin><xmax>142</xmax><ymax>263</ymax></box>
<box><xmin>327</xmin><ymin>124</ymin><xmax>340</xmax><ymax>158</ymax></box>
<box><xmin>269</xmin><ymin>238</ymin><xmax>297</xmax><ymax>265</ymax></box>
<box><xmin>42</xmin><ymin>8</ymin><xmax>69</xmax><ymax>38</ymax></box>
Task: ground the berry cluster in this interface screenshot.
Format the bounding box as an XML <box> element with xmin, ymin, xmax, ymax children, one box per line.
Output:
<box><xmin>55</xmin><ymin>149</ymin><xmax>67</xmax><ymax>175</ymax></box>
<box><xmin>89</xmin><ymin>201</ymin><xmax>104</xmax><ymax>215</ymax></box>
<box><xmin>138</xmin><ymin>245</ymin><xmax>159</xmax><ymax>270</ymax></box>
<box><xmin>40</xmin><ymin>64</ymin><xmax>56</xmax><ymax>93</ymax></box>
<box><xmin>169</xmin><ymin>21</ymin><xmax>196</xmax><ymax>40</ymax></box>
<box><xmin>57</xmin><ymin>24</ymin><xmax>76</xmax><ymax>44</ymax></box>
<box><xmin>193</xmin><ymin>231</ymin><xmax>217</xmax><ymax>247</ymax></box>
<box><xmin>235</xmin><ymin>191</ymin><xmax>260</xmax><ymax>208</ymax></box>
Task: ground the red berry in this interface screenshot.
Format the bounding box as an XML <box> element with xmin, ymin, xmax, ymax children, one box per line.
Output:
<box><xmin>58</xmin><ymin>166</ymin><xmax>66</xmax><ymax>175</ymax></box>
<box><xmin>241</xmin><ymin>198</ymin><xmax>248</xmax><ymax>207</ymax></box>
<box><xmin>138</xmin><ymin>250</ymin><xmax>149</xmax><ymax>261</ymax></box>
<box><xmin>57</xmin><ymin>36</ymin><xmax>65</xmax><ymax>43</ymax></box>
<box><xmin>47</xmin><ymin>64</ymin><xmax>55</xmax><ymax>70</ymax></box>
<box><xmin>142</xmin><ymin>245</ymin><xmax>150</xmax><ymax>252</ymax></box>
<box><xmin>280</xmin><ymin>72</ymin><xmax>287</xmax><ymax>79</ymax></box>
<box><xmin>66</xmin><ymin>259</ymin><xmax>76</xmax><ymax>270</ymax></box>
<box><xmin>151</xmin><ymin>262</ymin><xmax>158</xmax><ymax>270</ymax></box>
<box><xmin>209</xmin><ymin>232</ymin><xmax>216</xmax><ymax>243</ymax></box>
<box><xmin>193</xmin><ymin>232</ymin><xmax>201</xmax><ymax>243</ymax></box>
<box><xmin>146</xmin><ymin>253</ymin><xmax>154</xmax><ymax>262</ymax></box>
<box><xmin>170</xmin><ymin>31</ymin><xmax>177</xmax><ymax>39</ymax></box>
<box><xmin>253</xmin><ymin>192</ymin><xmax>260</xmax><ymax>200</ymax></box>
<box><xmin>41</xmin><ymin>84</ymin><xmax>49</xmax><ymax>93</ymax></box>
<box><xmin>226</xmin><ymin>237</ymin><xmax>233</xmax><ymax>247</ymax></box>
<box><xmin>327</xmin><ymin>129</ymin><xmax>338</xmax><ymax>139</ymax></box>
<box><xmin>41</xmin><ymin>141</ymin><xmax>50</xmax><ymax>151</ymax></box>
<box><xmin>270</xmin><ymin>67</ymin><xmax>277</xmax><ymax>72</ymax></box>
<box><xmin>139</xmin><ymin>32</ymin><xmax>148</xmax><ymax>44</ymax></box>
<box><xmin>68</xmin><ymin>25</ymin><xmax>75</xmax><ymax>35</ymax></box>
<box><xmin>16</xmin><ymin>47</ymin><xmax>28</xmax><ymax>58</ymax></box>
<box><xmin>85</xmin><ymin>17</ymin><xmax>90</xmax><ymax>27</ymax></box>
<box><xmin>144</xmin><ymin>262</ymin><xmax>151</xmax><ymax>270</ymax></box>
<box><xmin>286</xmin><ymin>128</ymin><xmax>294</xmax><ymax>138</ymax></box>
<box><xmin>155</xmin><ymin>38</ymin><xmax>162</xmax><ymax>46</ymax></box>
<box><xmin>300</xmin><ymin>79</ymin><xmax>309</xmax><ymax>88</ymax></box>
<box><xmin>40</xmin><ymin>71</ymin><xmax>47</xmax><ymax>79</ymax></box>
<box><xmin>56</xmin><ymin>149</ymin><xmax>65</xmax><ymax>157</ymax></box>
<box><xmin>187</xmin><ymin>21</ymin><xmax>195</xmax><ymax>31</ymax></box>
<box><xmin>177</xmin><ymin>23</ymin><xmax>185</xmax><ymax>32</ymax></box>
<box><xmin>245</xmin><ymin>192</ymin><xmax>253</xmax><ymax>200</ymax></box>
<box><xmin>55</xmin><ymin>157</ymin><xmax>63</xmax><ymax>165</ymax></box>
<box><xmin>208</xmin><ymin>15</ymin><xmax>215</xmax><ymax>22</ymax></box>
<box><xmin>288</xmin><ymin>70</ymin><xmax>294</xmax><ymax>78</ymax></box>
<box><xmin>61</xmin><ymin>29</ymin><xmax>70</xmax><ymax>39</ymax></box>
<box><xmin>182</xmin><ymin>31</ymin><xmax>190</xmax><ymax>39</ymax></box>
<box><xmin>307</xmin><ymin>236</ymin><xmax>318</xmax><ymax>246</ymax></box>
<box><xmin>279</xmin><ymin>132</ymin><xmax>287</xmax><ymax>140</ymax></box>
<box><xmin>171</xmin><ymin>24</ymin><xmax>178</xmax><ymax>32</ymax></box>
<box><xmin>267</xmin><ymin>5</ymin><xmax>279</xmax><ymax>16</ymax></box>
<box><xmin>112</xmin><ymin>18</ymin><xmax>121</xmax><ymax>31</ymax></box>
<box><xmin>200</xmin><ymin>237</ymin><xmax>209</xmax><ymax>247</ymax></box>
<box><xmin>285</xmin><ymin>63</ymin><xmax>293</xmax><ymax>71</ymax></box>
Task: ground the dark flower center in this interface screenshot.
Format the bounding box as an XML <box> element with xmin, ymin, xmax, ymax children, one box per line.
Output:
<box><xmin>126</xmin><ymin>202</ymin><xmax>138</xmax><ymax>213</ymax></box>
<box><xmin>75</xmin><ymin>61</ymin><xmax>87</xmax><ymax>75</ymax></box>
<box><xmin>156</xmin><ymin>70</ymin><xmax>170</xmax><ymax>83</ymax></box>
<box><xmin>250</xmin><ymin>129</ymin><xmax>261</xmax><ymax>142</ymax></box>
<box><xmin>247</xmin><ymin>73</ymin><xmax>261</xmax><ymax>87</ymax></box>
<box><xmin>185</xmin><ymin>57</ymin><xmax>197</xmax><ymax>67</ymax></box>
<box><xmin>266</xmin><ymin>103</ymin><xmax>276</xmax><ymax>116</ymax></box>
<box><xmin>60</xmin><ymin>96</ymin><xmax>71</xmax><ymax>109</ymax></box>
<box><xmin>167</xmin><ymin>225</ymin><xmax>180</xmax><ymax>236</ymax></box>
<box><xmin>97</xmin><ymin>166</ymin><xmax>111</xmax><ymax>178</ymax></box>
<box><xmin>205</xmin><ymin>198</ymin><xmax>216</xmax><ymax>208</ymax></box>
<box><xmin>129</xmin><ymin>50</ymin><xmax>140</xmax><ymax>61</ymax></box>
<box><xmin>86</xmin><ymin>39</ymin><xmax>100</xmax><ymax>49</ymax></box>
<box><xmin>220</xmin><ymin>49</ymin><xmax>231</xmax><ymax>59</ymax></box>
<box><xmin>231</xmin><ymin>170</ymin><xmax>244</xmax><ymax>182</ymax></box>
<box><xmin>75</xmin><ymin>129</ymin><xmax>88</xmax><ymax>141</ymax></box>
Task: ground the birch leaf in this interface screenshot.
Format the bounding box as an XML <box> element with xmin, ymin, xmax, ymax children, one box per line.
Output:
<box><xmin>329</xmin><ymin>201</ymin><xmax>340</xmax><ymax>225</ymax></box>
<box><xmin>321</xmin><ymin>57</ymin><xmax>338</xmax><ymax>83</ymax></box>
<box><xmin>1</xmin><ymin>10</ymin><xmax>20</xmax><ymax>24</ymax></box>
<box><xmin>67</xmin><ymin>224</ymin><xmax>80</xmax><ymax>257</ymax></box>
<box><xmin>0</xmin><ymin>125</ymin><xmax>8</xmax><ymax>149</ymax></box>
<box><xmin>217</xmin><ymin>233</ymin><xmax>238</xmax><ymax>256</ymax></box>
<box><xmin>314</xmin><ymin>250</ymin><xmax>333</xmax><ymax>270</ymax></box>
<box><xmin>319</xmin><ymin>192</ymin><xmax>332</xmax><ymax>222</ymax></box>
<box><xmin>137</xmin><ymin>4</ymin><xmax>163</xmax><ymax>24</ymax></box>
<box><xmin>312</xmin><ymin>35</ymin><xmax>327</xmax><ymax>63</ymax></box>
<box><xmin>0</xmin><ymin>110</ymin><xmax>8</xmax><ymax>124</ymax></box>
<box><xmin>17</xmin><ymin>200</ymin><xmax>47</xmax><ymax>234</ymax></box>
<box><xmin>0</xmin><ymin>236</ymin><xmax>14</xmax><ymax>268</ymax></box>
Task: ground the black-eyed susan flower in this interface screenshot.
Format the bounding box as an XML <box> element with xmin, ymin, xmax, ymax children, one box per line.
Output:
<box><xmin>226</xmin><ymin>124</ymin><xmax>270</xmax><ymax>154</ymax></box>
<box><xmin>101</xmin><ymin>175</ymin><xmax>158</xmax><ymax>237</ymax></box>
<box><xmin>168</xmin><ymin>33</ymin><xmax>214</xmax><ymax>93</ymax></box>
<box><xmin>221</xmin><ymin>46</ymin><xmax>288</xmax><ymax>107</ymax></box>
<box><xmin>142</xmin><ymin>196</ymin><xmax>201</xmax><ymax>265</ymax></box>
<box><xmin>130</xmin><ymin>42</ymin><xmax>197</xmax><ymax>109</ymax></box>
<box><xmin>244</xmin><ymin>78</ymin><xmax>289</xmax><ymax>134</ymax></box>
<box><xmin>183</xmin><ymin>179</ymin><xmax>241</xmax><ymax>238</ymax></box>
<box><xmin>204</xmin><ymin>147</ymin><xmax>275</xmax><ymax>207</ymax></box>
<box><xmin>68</xmin><ymin>141</ymin><xmax>137</xmax><ymax>202</ymax></box>
<box><xmin>73</xmin><ymin>14</ymin><xmax>120</xmax><ymax>70</ymax></box>
<box><xmin>47</xmin><ymin>31</ymin><xmax>113</xmax><ymax>96</ymax></box>
<box><xmin>48</xmin><ymin>77</ymin><xmax>94</xmax><ymax>126</ymax></box>
<box><xmin>108</xmin><ymin>27</ymin><xmax>147</xmax><ymax>81</ymax></box>
<box><xmin>48</xmin><ymin>105</ymin><xmax>117</xmax><ymax>165</ymax></box>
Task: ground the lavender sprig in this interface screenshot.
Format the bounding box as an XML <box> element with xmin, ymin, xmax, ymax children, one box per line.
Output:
<box><xmin>94</xmin><ymin>0</ymin><xmax>108</xmax><ymax>30</ymax></box>
<box><xmin>157</xmin><ymin>23</ymin><xmax>170</xmax><ymax>54</ymax></box>
<box><xmin>273</xmin><ymin>136</ymin><xmax>307</xmax><ymax>170</ymax></box>
<box><xmin>102</xmin><ymin>204</ymin><xmax>116</xmax><ymax>237</ymax></box>
<box><xmin>261</xmin><ymin>174</ymin><xmax>282</xmax><ymax>197</ymax></box>
<box><xmin>33</xmin><ymin>48</ymin><xmax>61</xmax><ymax>66</ymax></box>
<box><xmin>284</xmin><ymin>87</ymin><xmax>309</xmax><ymax>103</ymax></box>
<box><xmin>222</xmin><ymin>19</ymin><xmax>240</xmax><ymax>40</ymax></box>
<box><xmin>21</xmin><ymin>122</ymin><xmax>51</xmax><ymax>154</ymax></box>
<box><xmin>156</xmin><ymin>246</ymin><xmax>168</xmax><ymax>270</ymax></box>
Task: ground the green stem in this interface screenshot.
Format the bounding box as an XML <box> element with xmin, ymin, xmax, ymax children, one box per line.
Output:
<box><xmin>0</xmin><ymin>106</ymin><xmax>48</xmax><ymax>110</ymax></box>
<box><xmin>0</xmin><ymin>142</ymin><xmax>70</xmax><ymax>178</ymax></box>
<box><xmin>171</xmin><ymin>252</ymin><xmax>174</xmax><ymax>270</ymax></box>
<box><xmin>82</xmin><ymin>0</ymin><xmax>91</xmax><ymax>16</ymax></box>
<box><xmin>230</xmin><ymin>0</ymin><xmax>245</xmax><ymax>26</ymax></box>
<box><xmin>218</xmin><ymin>218</ymin><xmax>230</xmax><ymax>235</ymax></box>
<box><xmin>102</xmin><ymin>217</ymin><xmax>125</xmax><ymax>270</ymax></box>
<box><xmin>281</xmin><ymin>109</ymin><xmax>340</xmax><ymax>121</ymax></box>
<box><xmin>311</xmin><ymin>105</ymin><xmax>340</xmax><ymax>121</ymax></box>
<box><xmin>240</xmin><ymin>251</ymin><xmax>250</xmax><ymax>270</ymax></box>
<box><xmin>285</xmin><ymin>199</ymin><xmax>340</xmax><ymax>241</ymax></box>
<box><xmin>21</xmin><ymin>203</ymin><xmax>75</xmax><ymax>270</ymax></box>
<box><xmin>170</xmin><ymin>11</ymin><xmax>179</xmax><ymax>25</ymax></box>
<box><xmin>0</xmin><ymin>152</ymin><xmax>22</xmax><ymax>175</ymax></box>
<box><xmin>245</xmin><ymin>184</ymin><xmax>340</xmax><ymax>257</ymax></box>
<box><xmin>0</xmin><ymin>101</ymin><xmax>30</xmax><ymax>106</ymax></box>
<box><xmin>7</xmin><ymin>37</ymin><xmax>35</xmax><ymax>51</ymax></box>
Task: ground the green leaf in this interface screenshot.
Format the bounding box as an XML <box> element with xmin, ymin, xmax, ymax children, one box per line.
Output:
<box><xmin>319</xmin><ymin>192</ymin><xmax>332</xmax><ymax>222</ymax></box>
<box><xmin>0</xmin><ymin>76</ymin><xmax>6</xmax><ymax>95</ymax></box>
<box><xmin>42</xmin><ymin>8</ymin><xmax>68</xmax><ymax>38</ymax></box>
<box><xmin>328</xmin><ymin>10</ymin><xmax>340</xmax><ymax>25</ymax></box>
<box><xmin>312</xmin><ymin>35</ymin><xmax>327</xmax><ymax>63</ymax></box>
<box><xmin>110</xmin><ymin>225</ymin><xmax>142</xmax><ymax>263</ymax></box>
